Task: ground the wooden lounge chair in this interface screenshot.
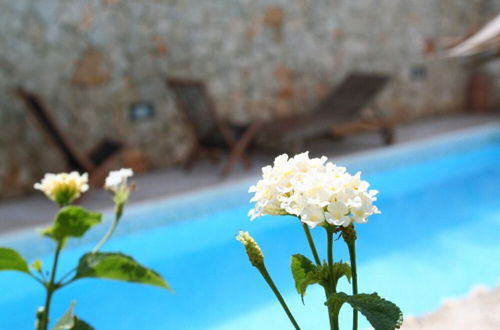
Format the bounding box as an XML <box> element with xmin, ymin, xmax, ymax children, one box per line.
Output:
<box><xmin>16</xmin><ymin>88</ymin><xmax>124</xmax><ymax>185</ymax></box>
<box><xmin>261</xmin><ymin>73</ymin><xmax>392</xmax><ymax>152</ymax></box>
<box><xmin>167</xmin><ymin>78</ymin><xmax>261</xmax><ymax>176</ymax></box>
<box><xmin>219</xmin><ymin>73</ymin><xmax>394</xmax><ymax>169</ymax></box>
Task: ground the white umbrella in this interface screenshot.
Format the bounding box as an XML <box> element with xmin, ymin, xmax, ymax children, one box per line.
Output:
<box><xmin>444</xmin><ymin>14</ymin><xmax>500</xmax><ymax>57</ymax></box>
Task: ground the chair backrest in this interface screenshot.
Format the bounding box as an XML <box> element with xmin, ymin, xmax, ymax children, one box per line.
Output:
<box><xmin>167</xmin><ymin>78</ymin><xmax>221</xmax><ymax>142</ymax></box>
<box><xmin>16</xmin><ymin>88</ymin><xmax>94</xmax><ymax>172</ymax></box>
<box><xmin>315</xmin><ymin>73</ymin><xmax>390</xmax><ymax>116</ymax></box>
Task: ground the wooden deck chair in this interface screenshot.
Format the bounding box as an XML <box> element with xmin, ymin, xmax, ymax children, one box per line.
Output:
<box><xmin>166</xmin><ymin>78</ymin><xmax>260</xmax><ymax>176</ymax></box>
<box><xmin>16</xmin><ymin>88</ymin><xmax>124</xmax><ymax>185</ymax></box>
<box><xmin>219</xmin><ymin>73</ymin><xmax>394</xmax><ymax>168</ymax></box>
<box><xmin>258</xmin><ymin>72</ymin><xmax>394</xmax><ymax>153</ymax></box>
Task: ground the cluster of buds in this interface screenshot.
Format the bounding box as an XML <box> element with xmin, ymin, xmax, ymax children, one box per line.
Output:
<box><xmin>34</xmin><ymin>168</ymin><xmax>134</xmax><ymax>214</ymax></box>
<box><xmin>236</xmin><ymin>231</ymin><xmax>264</xmax><ymax>268</ymax></box>
<box><xmin>104</xmin><ymin>168</ymin><xmax>135</xmax><ymax>217</ymax></box>
<box><xmin>34</xmin><ymin>172</ymin><xmax>89</xmax><ymax>207</ymax></box>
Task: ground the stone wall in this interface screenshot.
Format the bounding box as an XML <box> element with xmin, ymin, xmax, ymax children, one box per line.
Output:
<box><xmin>0</xmin><ymin>0</ymin><xmax>494</xmax><ymax>198</ymax></box>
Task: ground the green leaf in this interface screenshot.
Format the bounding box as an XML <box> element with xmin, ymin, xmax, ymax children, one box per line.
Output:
<box><xmin>291</xmin><ymin>254</ymin><xmax>321</xmax><ymax>302</ymax></box>
<box><xmin>326</xmin><ymin>292</ymin><xmax>403</xmax><ymax>330</ymax></box>
<box><xmin>41</xmin><ymin>206</ymin><xmax>102</xmax><ymax>242</ymax></box>
<box><xmin>325</xmin><ymin>292</ymin><xmax>349</xmax><ymax>317</ymax></box>
<box><xmin>74</xmin><ymin>252</ymin><xmax>171</xmax><ymax>290</ymax></box>
<box><xmin>0</xmin><ymin>247</ymin><xmax>30</xmax><ymax>274</ymax></box>
<box><xmin>347</xmin><ymin>293</ymin><xmax>403</xmax><ymax>330</ymax></box>
<box><xmin>53</xmin><ymin>301</ymin><xmax>75</xmax><ymax>330</ymax></box>
<box><xmin>53</xmin><ymin>301</ymin><xmax>94</xmax><ymax>330</ymax></box>
<box><xmin>331</xmin><ymin>261</ymin><xmax>352</xmax><ymax>286</ymax></box>
<box><xmin>71</xmin><ymin>318</ymin><xmax>93</xmax><ymax>330</ymax></box>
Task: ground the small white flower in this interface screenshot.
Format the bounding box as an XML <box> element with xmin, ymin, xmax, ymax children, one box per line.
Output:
<box><xmin>104</xmin><ymin>168</ymin><xmax>134</xmax><ymax>193</ymax></box>
<box><xmin>300</xmin><ymin>206</ymin><xmax>326</xmax><ymax>228</ymax></box>
<box><xmin>326</xmin><ymin>201</ymin><xmax>350</xmax><ymax>226</ymax></box>
<box><xmin>34</xmin><ymin>172</ymin><xmax>89</xmax><ymax>205</ymax></box>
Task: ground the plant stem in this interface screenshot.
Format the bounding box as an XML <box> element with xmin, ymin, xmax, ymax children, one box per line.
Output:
<box><xmin>258</xmin><ymin>265</ymin><xmax>301</xmax><ymax>330</ymax></box>
<box><xmin>302</xmin><ymin>223</ymin><xmax>321</xmax><ymax>266</ymax></box>
<box><xmin>57</xmin><ymin>205</ymin><xmax>123</xmax><ymax>288</ymax></box>
<box><xmin>327</xmin><ymin>228</ymin><xmax>334</xmax><ymax>287</ymax></box>
<box><xmin>347</xmin><ymin>240</ymin><xmax>358</xmax><ymax>330</ymax></box>
<box><xmin>92</xmin><ymin>212</ymin><xmax>120</xmax><ymax>253</ymax></box>
<box><xmin>38</xmin><ymin>241</ymin><xmax>63</xmax><ymax>330</ymax></box>
<box><xmin>326</xmin><ymin>227</ymin><xmax>339</xmax><ymax>330</ymax></box>
<box><xmin>301</xmin><ymin>223</ymin><xmax>335</xmax><ymax>329</ymax></box>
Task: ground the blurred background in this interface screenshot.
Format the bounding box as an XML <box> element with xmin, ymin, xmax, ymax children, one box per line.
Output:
<box><xmin>0</xmin><ymin>2</ymin><xmax>500</xmax><ymax>329</ymax></box>
<box><xmin>0</xmin><ymin>0</ymin><xmax>499</xmax><ymax>199</ymax></box>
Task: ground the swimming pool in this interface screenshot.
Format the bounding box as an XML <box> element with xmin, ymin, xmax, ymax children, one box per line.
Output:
<box><xmin>1</xmin><ymin>124</ymin><xmax>499</xmax><ymax>329</ymax></box>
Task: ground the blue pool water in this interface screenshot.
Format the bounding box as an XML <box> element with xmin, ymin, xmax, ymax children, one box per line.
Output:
<box><xmin>1</xmin><ymin>125</ymin><xmax>500</xmax><ymax>329</ymax></box>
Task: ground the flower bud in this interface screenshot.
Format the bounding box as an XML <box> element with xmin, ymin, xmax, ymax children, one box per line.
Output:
<box><xmin>35</xmin><ymin>306</ymin><xmax>44</xmax><ymax>329</ymax></box>
<box><xmin>105</xmin><ymin>168</ymin><xmax>134</xmax><ymax>206</ymax></box>
<box><xmin>341</xmin><ymin>224</ymin><xmax>357</xmax><ymax>244</ymax></box>
<box><xmin>105</xmin><ymin>168</ymin><xmax>134</xmax><ymax>193</ymax></box>
<box><xmin>236</xmin><ymin>231</ymin><xmax>264</xmax><ymax>267</ymax></box>
<box><xmin>31</xmin><ymin>259</ymin><xmax>42</xmax><ymax>272</ymax></box>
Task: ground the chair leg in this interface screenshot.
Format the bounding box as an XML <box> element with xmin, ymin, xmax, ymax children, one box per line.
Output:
<box><xmin>207</xmin><ymin>148</ymin><xmax>221</xmax><ymax>163</ymax></box>
<box><xmin>221</xmin><ymin>153</ymin><xmax>238</xmax><ymax>177</ymax></box>
<box><xmin>184</xmin><ymin>146</ymin><xmax>199</xmax><ymax>171</ymax></box>
<box><xmin>289</xmin><ymin>139</ymin><xmax>304</xmax><ymax>155</ymax></box>
<box><xmin>221</xmin><ymin>121</ymin><xmax>262</xmax><ymax>176</ymax></box>
<box><xmin>380</xmin><ymin>126</ymin><xmax>395</xmax><ymax>145</ymax></box>
<box><xmin>241</xmin><ymin>153</ymin><xmax>252</xmax><ymax>169</ymax></box>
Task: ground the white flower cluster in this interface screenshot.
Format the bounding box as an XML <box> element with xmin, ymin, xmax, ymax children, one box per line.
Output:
<box><xmin>34</xmin><ymin>172</ymin><xmax>89</xmax><ymax>205</ymax></box>
<box><xmin>248</xmin><ymin>152</ymin><xmax>380</xmax><ymax>228</ymax></box>
<box><xmin>104</xmin><ymin>168</ymin><xmax>134</xmax><ymax>193</ymax></box>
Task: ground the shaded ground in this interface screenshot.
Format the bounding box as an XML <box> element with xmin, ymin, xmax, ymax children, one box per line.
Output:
<box><xmin>0</xmin><ymin>113</ymin><xmax>498</xmax><ymax>233</ymax></box>
<box><xmin>402</xmin><ymin>285</ymin><xmax>500</xmax><ymax>329</ymax></box>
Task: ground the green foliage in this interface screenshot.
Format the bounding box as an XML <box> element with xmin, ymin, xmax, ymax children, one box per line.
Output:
<box><xmin>74</xmin><ymin>252</ymin><xmax>171</xmax><ymax>290</ymax></box>
<box><xmin>53</xmin><ymin>301</ymin><xmax>94</xmax><ymax>330</ymax></box>
<box><xmin>0</xmin><ymin>247</ymin><xmax>30</xmax><ymax>274</ymax></box>
<box><xmin>346</xmin><ymin>293</ymin><xmax>403</xmax><ymax>330</ymax></box>
<box><xmin>41</xmin><ymin>206</ymin><xmax>102</xmax><ymax>243</ymax></box>
<box><xmin>331</xmin><ymin>261</ymin><xmax>352</xmax><ymax>287</ymax></box>
<box><xmin>53</xmin><ymin>302</ymin><xmax>75</xmax><ymax>330</ymax></box>
<box><xmin>290</xmin><ymin>254</ymin><xmax>320</xmax><ymax>302</ymax></box>
<box><xmin>326</xmin><ymin>292</ymin><xmax>403</xmax><ymax>330</ymax></box>
<box><xmin>291</xmin><ymin>255</ymin><xmax>354</xmax><ymax>304</ymax></box>
<box><xmin>70</xmin><ymin>319</ymin><xmax>93</xmax><ymax>330</ymax></box>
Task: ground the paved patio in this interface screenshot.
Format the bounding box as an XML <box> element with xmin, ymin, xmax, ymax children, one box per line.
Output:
<box><xmin>0</xmin><ymin>113</ymin><xmax>498</xmax><ymax>234</ymax></box>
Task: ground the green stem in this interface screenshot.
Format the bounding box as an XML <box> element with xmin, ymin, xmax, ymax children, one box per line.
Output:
<box><xmin>327</xmin><ymin>228</ymin><xmax>334</xmax><ymax>288</ymax></box>
<box><xmin>348</xmin><ymin>240</ymin><xmax>358</xmax><ymax>330</ymax></box>
<box><xmin>258</xmin><ymin>265</ymin><xmax>301</xmax><ymax>330</ymax></box>
<box><xmin>57</xmin><ymin>204</ymin><xmax>123</xmax><ymax>287</ymax></box>
<box><xmin>326</xmin><ymin>227</ymin><xmax>339</xmax><ymax>330</ymax></box>
<box><xmin>302</xmin><ymin>223</ymin><xmax>321</xmax><ymax>266</ymax></box>
<box><xmin>92</xmin><ymin>218</ymin><xmax>117</xmax><ymax>253</ymax></box>
<box><xmin>92</xmin><ymin>204</ymin><xmax>122</xmax><ymax>253</ymax></box>
<box><xmin>301</xmin><ymin>223</ymin><xmax>334</xmax><ymax>329</ymax></box>
<box><xmin>29</xmin><ymin>273</ymin><xmax>45</xmax><ymax>286</ymax></box>
<box><xmin>38</xmin><ymin>241</ymin><xmax>63</xmax><ymax>330</ymax></box>
<box><xmin>56</xmin><ymin>268</ymin><xmax>75</xmax><ymax>286</ymax></box>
